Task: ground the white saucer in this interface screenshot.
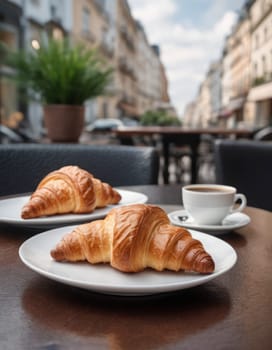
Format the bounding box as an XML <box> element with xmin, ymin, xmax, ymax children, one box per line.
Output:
<box><xmin>168</xmin><ymin>209</ymin><xmax>251</xmax><ymax>234</ymax></box>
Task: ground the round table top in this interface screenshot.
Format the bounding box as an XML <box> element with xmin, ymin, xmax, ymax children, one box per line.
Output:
<box><xmin>0</xmin><ymin>185</ymin><xmax>271</xmax><ymax>350</ymax></box>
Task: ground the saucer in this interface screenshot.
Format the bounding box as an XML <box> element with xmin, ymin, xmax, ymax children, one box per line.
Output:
<box><xmin>168</xmin><ymin>209</ymin><xmax>251</xmax><ymax>234</ymax></box>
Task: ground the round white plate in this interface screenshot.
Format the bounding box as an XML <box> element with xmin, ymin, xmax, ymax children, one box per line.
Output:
<box><xmin>0</xmin><ymin>190</ymin><xmax>147</xmax><ymax>228</ymax></box>
<box><xmin>168</xmin><ymin>209</ymin><xmax>251</xmax><ymax>234</ymax></box>
<box><xmin>19</xmin><ymin>226</ymin><xmax>237</xmax><ymax>296</ymax></box>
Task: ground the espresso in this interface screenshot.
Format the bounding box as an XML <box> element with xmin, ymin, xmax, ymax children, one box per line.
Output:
<box><xmin>187</xmin><ymin>187</ymin><xmax>231</xmax><ymax>193</ymax></box>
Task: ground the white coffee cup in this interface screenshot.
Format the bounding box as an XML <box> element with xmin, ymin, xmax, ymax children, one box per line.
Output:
<box><xmin>182</xmin><ymin>184</ymin><xmax>247</xmax><ymax>225</ymax></box>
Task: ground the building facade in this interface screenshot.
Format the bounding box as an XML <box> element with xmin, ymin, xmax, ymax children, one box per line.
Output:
<box><xmin>1</xmin><ymin>0</ymin><xmax>73</xmax><ymax>137</ymax></box>
<box><xmin>0</xmin><ymin>0</ymin><xmax>22</xmax><ymax>128</ymax></box>
<box><xmin>114</xmin><ymin>0</ymin><xmax>138</xmax><ymax>119</ymax></box>
<box><xmin>208</xmin><ymin>60</ymin><xmax>222</xmax><ymax>124</ymax></box>
<box><xmin>0</xmin><ymin>0</ymin><xmax>172</xmax><ymax>138</ymax></box>
<box><xmin>227</xmin><ymin>7</ymin><xmax>252</xmax><ymax>127</ymax></box>
<box><xmin>72</xmin><ymin>0</ymin><xmax>115</xmax><ymax>123</ymax></box>
<box><xmin>183</xmin><ymin>0</ymin><xmax>272</xmax><ymax>129</ymax></box>
<box><xmin>248</xmin><ymin>0</ymin><xmax>272</xmax><ymax>126</ymax></box>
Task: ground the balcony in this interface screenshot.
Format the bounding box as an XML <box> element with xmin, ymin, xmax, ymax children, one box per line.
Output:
<box><xmin>99</xmin><ymin>40</ymin><xmax>114</xmax><ymax>58</ymax></box>
<box><xmin>81</xmin><ymin>30</ymin><xmax>96</xmax><ymax>43</ymax></box>
<box><xmin>93</xmin><ymin>0</ymin><xmax>105</xmax><ymax>13</ymax></box>
<box><xmin>118</xmin><ymin>57</ymin><xmax>136</xmax><ymax>80</ymax></box>
<box><xmin>120</xmin><ymin>93</ymin><xmax>136</xmax><ymax>106</ymax></box>
<box><xmin>118</xmin><ymin>93</ymin><xmax>138</xmax><ymax>117</ymax></box>
<box><xmin>248</xmin><ymin>79</ymin><xmax>272</xmax><ymax>101</ymax></box>
<box><xmin>251</xmin><ymin>3</ymin><xmax>272</xmax><ymax>31</ymax></box>
<box><xmin>93</xmin><ymin>0</ymin><xmax>109</xmax><ymax>22</ymax></box>
<box><xmin>120</xmin><ymin>25</ymin><xmax>135</xmax><ymax>51</ymax></box>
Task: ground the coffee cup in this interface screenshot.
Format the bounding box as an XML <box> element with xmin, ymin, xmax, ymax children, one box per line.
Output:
<box><xmin>182</xmin><ymin>184</ymin><xmax>247</xmax><ymax>225</ymax></box>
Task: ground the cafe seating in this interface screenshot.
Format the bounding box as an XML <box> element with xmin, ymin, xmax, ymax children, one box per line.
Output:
<box><xmin>170</xmin><ymin>134</ymin><xmax>215</xmax><ymax>184</ymax></box>
<box><xmin>0</xmin><ymin>143</ymin><xmax>159</xmax><ymax>196</ymax></box>
<box><xmin>214</xmin><ymin>139</ymin><xmax>272</xmax><ymax>211</ymax></box>
<box><xmin>253</xmin><ymin>125</ymin><xmax>272</xmax><ymax>141</ymax></box>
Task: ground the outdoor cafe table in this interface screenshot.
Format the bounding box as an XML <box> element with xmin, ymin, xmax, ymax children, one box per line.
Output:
<box><xmin>0</xmin><ymin>184</ymin><xmax>271</xmax><ymax>349</ymax></box>
<box><xmin>115</xmin><ymin>126</ymin><xmax>254</xmax><ymax>184</ymax></box>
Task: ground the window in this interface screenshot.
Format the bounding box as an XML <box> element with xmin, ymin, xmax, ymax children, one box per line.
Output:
<box><xmin>255</xmin><ymin>34</ymin><xmax>259</xmax><ymax>49</ymax></box>
<box><xmin>262</xmin><ymin>0</ymin><xmax>267</xmax><ymax>15</ymax></box>
<box><xmin>50</xmin><ymin>4</ymin><xmax>56</xmax><ymax>18</ymax></box>
<box><xmin>0</xmin><ymin>24</ymin><xmax>20</xmax><ymax>126</ymax></box>
<box><xmin>0</xmin><ymin>77</ymin><xmax>19</xmax><ymax>126</ymax></box>
<box><xmin>271</xmin><ymin>50</ymin><xmax>272</xmax><ymax>73</ymax></box>
<box><xmin>264</xmin><ymin>26</ymin><xmax>268</xmax><ymax>42</ymax></box>
<box><xmin>102</xmin><ymin>102</ymin><xmax>108</xmax><ymax>118</ymax></box>
<box><xmin>52</xmin><ymin>27</ymin><xmax>63</xmax><ymax>40</ymax></box>
<box><xmin>0</xmin><ymin>24</ymin><xmax>18</xmax><ymax>50</ymax></box>
<box><xmin>262</xmin><ymin>55</ymin><xmax>267</xmax><ymax>78</ymax></box>
<box><xmin>82</xmin><ymin>7</ymin><xmax>90</xmax><ymax>33</ymax></box>
<box><xmin>254</xmin><ymin>62</ymin><xmax>258</xmax><ymax>78</ymax></box>
<box><xmin>30</xmin><ymin>0</ymin><xmax>40</xmax><ymax>5</ymax></box>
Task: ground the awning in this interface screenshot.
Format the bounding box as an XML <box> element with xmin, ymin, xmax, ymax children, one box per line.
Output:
<box><xmin>228</xmin><ymin>97</ymin><xmax>246</xmax><ymax>111</ymax></box>
<box><xmin>248</xmin><ymin>81</ymin><xmax>272</xmax><ymax>101</ymax></box>
<box><xmin>217</xmin><ymin>109</ymin><xmax>234</xmax><ymax>118</ymax></box>
<box><xmin>217</xmin><ymin>97</ymin><xmax>246</xmax><ymax>118</ymax></box>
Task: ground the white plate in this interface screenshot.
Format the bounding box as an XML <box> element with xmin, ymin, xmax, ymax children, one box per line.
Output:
<box><xmin>0</xmin><ymin>190</ymin><xmax>147</xmax><ymax>228</ymax></box>
<box><xmin>168</xmin><ymin>209</ymin><xmax>251</xmax><ymax>234</ymax></box>
<box><xmin>19</xmin><ymin>225</ymin><xmax>237</xmax><ymax>296</ymax></box>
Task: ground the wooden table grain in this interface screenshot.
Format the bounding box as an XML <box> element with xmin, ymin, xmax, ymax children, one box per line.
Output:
<box><xmin>0</xmin><ymin>185</ymin><xmax>271</xmax><ymax>350</ymax></box>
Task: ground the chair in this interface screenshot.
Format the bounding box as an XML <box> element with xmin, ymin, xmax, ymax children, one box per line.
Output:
<box><xmin>214</xmin><ymin>139</ymin><xmax>272</xmax><ymax>211</ymax></box>
<box><xmin>0</xmin><ymin>143</ymin><xmax>159</xmax><ymax>196</ymax></box>
<box><xmin>253</xmin><ymin>126</ymin><xmax>272</xmax><ymax>141</ymax></box>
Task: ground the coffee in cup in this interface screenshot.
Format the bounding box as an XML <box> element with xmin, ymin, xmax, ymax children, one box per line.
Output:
<box><xmin>182</xmin><ymin>184</ymin><xmax>247</xmax><ymax>225</ymax></box>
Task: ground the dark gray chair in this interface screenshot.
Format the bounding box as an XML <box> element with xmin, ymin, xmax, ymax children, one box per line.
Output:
<box><xmin>214</xmin><ymin>139</ymin><xmax>272</xmax><ymax>211</ymax></box>
<box><xmin>253</xmin><ymin>126</ymin><xmax>272</xmax><ymax>141</ymax></box>
<box><xmin>0</xmin><ymin>143</ymin><xmax>159</xmax><ymax>196</ymax></box>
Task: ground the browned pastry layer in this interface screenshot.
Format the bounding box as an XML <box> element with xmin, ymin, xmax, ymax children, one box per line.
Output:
<box><xmin>51</xmin><ymin>204</ymin><xmax>215</xmax><ymax>274</ymax></box>
<box><xmin>21</xmin><ymin>166</ymin><xmax>121</xmax><ymax>219</ymax></box>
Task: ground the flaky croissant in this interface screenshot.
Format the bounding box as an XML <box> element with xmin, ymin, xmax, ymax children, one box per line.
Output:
<box><xmin>21</xmin><ymin>165</ymin><xmax>121</xmax><ymax>219</ymax></box>
<box><xmin>51</xmin><ymin>204</ymin><xmax>215</xmax><ymax>274</ymax></box>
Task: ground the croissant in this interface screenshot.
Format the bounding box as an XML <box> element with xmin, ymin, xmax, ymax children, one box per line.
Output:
<box><xmin>21</xmin><ymin>165</ymin><xmax>121</xmax><ymax>219</ymax></box>
<box><xmin>51</xmin><ymin>204</ymin><xmax>215</xmax><ymax>274</ymax></box>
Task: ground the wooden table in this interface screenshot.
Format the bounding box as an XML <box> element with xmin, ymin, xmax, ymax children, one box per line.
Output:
<box><xmin>1</xmin><ymin>185</ymin><xmax>272</xmax><ymax>349</ymax></box>
<box><xmin>115</xmin><ymin>126</ymin><xmax>253</xmax><ymax>184</ymax></box>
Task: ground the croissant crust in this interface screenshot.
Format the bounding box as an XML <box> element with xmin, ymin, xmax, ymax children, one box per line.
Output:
<box><xmin>21</xmin><ymin>165</ymin><xmax>121</xmax><ymax>219</ymax></box>
<box><xmin>51</xmin><ymin>204</ymin><xmax>215</xmax><ymax>274</ymax></box>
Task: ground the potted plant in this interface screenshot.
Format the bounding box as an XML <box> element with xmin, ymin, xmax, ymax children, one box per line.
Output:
<box><xmin>4</xmin><ymin>39</ymin><xmax>112</xmax><ymax>142</ymax></box>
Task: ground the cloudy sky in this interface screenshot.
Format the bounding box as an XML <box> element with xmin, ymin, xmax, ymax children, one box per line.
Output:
<box><xmin>127</xmin><ymin>0</ymin><xmax>246</xmax><ymax>117</ymax></box>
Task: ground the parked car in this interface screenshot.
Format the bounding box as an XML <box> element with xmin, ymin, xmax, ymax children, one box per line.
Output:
<box><xmin>122</xmin><ymin>117</ymin><xmax>139</xmax><ymax>127</ymax></box>
<box><xmin>85</xmin><ymin>118</ymin><xmax>124</xmax><ymax>132</ymax></box>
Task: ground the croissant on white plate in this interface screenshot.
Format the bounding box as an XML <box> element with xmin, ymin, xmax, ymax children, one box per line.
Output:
<box><xmin>21</xmin><ymin>165</ymin><xmax>121</xmax><ymax>219</ymax></box>
<box><xmin>51</xmin><ymin>204</ymin><xmax>215</xmax><ymax>274</ymax></box>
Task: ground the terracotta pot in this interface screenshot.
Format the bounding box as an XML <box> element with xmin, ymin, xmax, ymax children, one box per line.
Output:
<box><xmin>43</xmin><ymin>104</ymin><xmax>85</xmax><ymax>143</ymax></box>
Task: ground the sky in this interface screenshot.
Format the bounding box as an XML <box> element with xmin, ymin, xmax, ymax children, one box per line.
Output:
<box><xmin>127</xmin><ymin>0</ymin><xmax>246</xmax><ymax>117</ymax></box>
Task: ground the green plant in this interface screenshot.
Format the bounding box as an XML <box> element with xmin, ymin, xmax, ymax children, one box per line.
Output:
<box><xmin>252</xmin><ymin>76</ymin><xmax>265</xmax><ymax>86</ymax></box>
<box><xmin>4</xmin><ymin>39</ymin><xmax>113</xmax><ymax>105</ymax></box>
<box><xmin>140</xmin><ymin>110</ymin><xmax>181</xmax><ymax>126</ymax></box>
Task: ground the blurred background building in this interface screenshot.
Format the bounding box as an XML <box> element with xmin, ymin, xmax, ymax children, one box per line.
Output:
<box><xmin>1</xmin><ymin>0</ymin><xmax>272</xmax><ymax>139</ymax></box>
<box><xmin>183</xmin><ymin>0</ymin><xmax>272</xmax><ymax>129</ymax></box>
<box><xmin>0</xmin><ymin>0</ymin><xmax>173</xmax><ymax>138</ymax></box>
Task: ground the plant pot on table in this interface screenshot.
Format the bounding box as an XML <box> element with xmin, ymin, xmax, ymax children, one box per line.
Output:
<box><xmin>44</xmin><ymin>104</ymin><xmax>85</xmax><ymax>143</ymax></box>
